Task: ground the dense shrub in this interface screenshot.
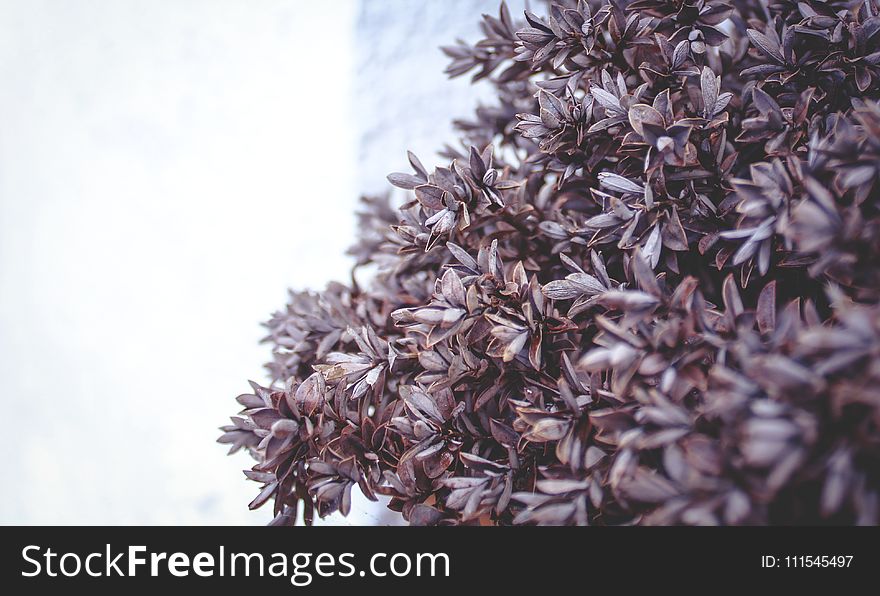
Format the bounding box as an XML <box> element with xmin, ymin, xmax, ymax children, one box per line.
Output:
<box><xmin>219</xmin><ymin>0</ymin><xmax>880</xmax><ymax>525</ymax></box>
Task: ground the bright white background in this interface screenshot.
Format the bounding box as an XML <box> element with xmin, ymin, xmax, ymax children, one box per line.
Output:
<box><xmin>0</xmin><ymin>0</ymin><xmax>507</xmax><ymax>524</ymax></box>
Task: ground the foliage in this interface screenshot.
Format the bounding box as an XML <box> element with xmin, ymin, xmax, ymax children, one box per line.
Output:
<box><xmin>220</xmin><ymin>0</ymin><xmax>880</xmax><ymax>526</ymax></box>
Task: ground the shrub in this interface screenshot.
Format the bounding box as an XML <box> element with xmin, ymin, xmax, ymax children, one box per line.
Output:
<box><xmin>219</xmin><ymin>0</ymin><xmax>880</xmax><ymax>525</ymax></box>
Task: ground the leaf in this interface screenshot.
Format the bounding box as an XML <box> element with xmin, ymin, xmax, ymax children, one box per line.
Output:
<box><xmin>526</xmin><ymin>418</ymin><xmax>571</xmax><ymax>442</ymax></box>
<box><xmin>415</xmin><ymin>184</ymin><xmax>447</xmax><ymax>210</ymax></box>
<box><xmin>440</xmin><ymin>268</ymin><xmax>467</xmax><ymax>306</ymax></box>
<box><xmin>567</xmin><ymin>272</ymin><xmax>607</xmax><ymax>294</ymax></box>
<box><xmin>542</xmin><ymin>279</ymin><xmax>582</xmax><ymax>300</ymax></box>
<box><xmin>387</xmin><ymin>172</ymin><xmax>424</xmax><ymax>190</ymax></box>
<box><xmin>747</xmin><ymin>29</ymin><xmax>785</xmax><ymax>64</ymax></box>
<box><xmin>591</xmin><ymin>86</ymin><xmax>623</xmax><ymax>114</ymax></box>
<box><xmin>502</xmin><ymin>331</ymin><xmax>529</xmax><ymax>362</ymax></box>
<box><xmin>542</xmin><ymin>271</ymin><xmax>605</xmax><ymax>300</ymax></box>
<box><xmin>700</xmin><ymin>4</ymin><xmax>733</xmax><ymax>26</ymax></box>
<box><xmin>642</xmin><ymin>224</ymin><xmax>662</xmax><ymax>269</ymax></box>
<box><xmin>446</xmin><ymin>242</ymin><xmax>478</xmax><ymax>271</ymax></box>
<box><xmin>661</xmin><ymin>207</ymin><xmax>688</xmax><ymax>251</ymax></box>
<box><xmin>701</xmin><ymin>66</ymin><xmax>718</xmax><ymax>116</ymax></box>
<box><xmin>490</xmin><ymin>419</ymin><xmax>519</xmax><ymax>446</ymax></box>
<box><xmin>248</xmin><ymin>482</ymin><xmax>279</xmax><ymax>510</ymax></box>
<box><xmin>468</xmin><ymin>145</ymin><xmax>487</xmax><ymax>179</ymax></box>
<box><xmin>538</xmin><ymin>90</ymin><xmax>567</xmax><ymax>127</ymax></box>
<box><xmin>722</xmin><ymin>274</ymin><xmax>744</xmax><ymax>323</ymax></box>
<box><xmin>752</xmin><ymin>86</ymin><xmax>782</xmax><ymax>119</ymax></box>
<box><xmin>598</xmin><ymin>172</ymin><xmax>644</xmax><ymax>194</ymax></box>
<box><xmin>630</xmin><ymin>248</ymin><xmax>661</xmax><ymax>297</ymax></box>
<box><xmin>621</xmin><ymin>468</ymin><xmax>678</xmax><ymax>503</ymax></box>
<box><xmin>628</xmin><ymin>103</ymin><xmax>664</xmax><ymax>136</ymax></box>
<box><xmin>672</xmin><ymin>39</ymin><xmax>689</xmax><ymax>68</ymax></box>
<box><xmin>757</xmin><ymin>281</ymin><xmax>776</xmax><ymax>334</ymax></box>
<box><xmin>407</xmin><ymin>150</ymin><xmax>428</xmax><ymax>178</ymax></box>
<box><xmin>294</xmin><ymin>372</ymin><xmax>326</xmax><ymax>415</ymax></box>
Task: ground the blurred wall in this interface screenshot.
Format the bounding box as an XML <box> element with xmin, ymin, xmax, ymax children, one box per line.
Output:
<box><xmin>0</xmin><ymin>0</ymin><xmax>358</xmax><ymax>525</ymax></box>
<box><xmin>356</xmin><ymin>0</ymin><xmax>523</xmax><ymax>195</ymax></box>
